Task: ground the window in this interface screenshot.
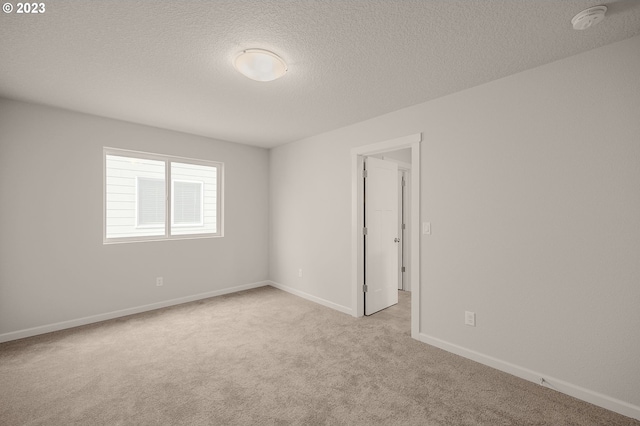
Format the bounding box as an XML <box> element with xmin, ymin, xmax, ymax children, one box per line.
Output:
<box><xmin>104</xmin><ymin>148</ymin><xmax>222</xmax><ymax>242</ymax></box>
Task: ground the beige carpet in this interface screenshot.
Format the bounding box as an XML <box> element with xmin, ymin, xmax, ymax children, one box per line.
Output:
<box><xmin>0</xmin><ymin>287</ymin><xmax>637</xmax><ymax>425</ymax></box>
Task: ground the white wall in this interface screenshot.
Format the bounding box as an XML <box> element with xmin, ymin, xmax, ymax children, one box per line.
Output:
<box><xmin>0</xmin><ymin>99</ymin><xmax>269</xmax><ymax>337</ymax></box>
<box><xmin>270</xmin><ymin>35</ymin><xmax>640</xmax><ymax>414</ymax></box>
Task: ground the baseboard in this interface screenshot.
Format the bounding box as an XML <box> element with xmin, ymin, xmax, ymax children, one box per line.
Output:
<box><xmin>417</xmin><ymin>332</ymin><xmax>640</xmax><ymax>421</ymax></box>
<box><xmin>0</xmin><ymin>281</ymin><xmax>269</xmax><ymax>344</ymax></box>
<box><xmin>268</xmin><ymin>280</ymin><xmax>353</xmax><ymax>316</ymax></box>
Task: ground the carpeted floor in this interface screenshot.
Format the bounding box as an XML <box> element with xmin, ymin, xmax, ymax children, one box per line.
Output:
<box><xmin>0</xmin><ymin>286</ymin><xmax>637</xmax><ymax>425</ymax></box>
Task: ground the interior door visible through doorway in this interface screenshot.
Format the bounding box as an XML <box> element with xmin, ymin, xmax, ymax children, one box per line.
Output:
<box><xmin>398</xmin><ymin>169</ymin><xmax>407</xmax><ymax>291</ymax></box>
<box><xmin>364</xmin><ymin>156</ymin><xmax>399</xmax><ymax>315</ymax></box>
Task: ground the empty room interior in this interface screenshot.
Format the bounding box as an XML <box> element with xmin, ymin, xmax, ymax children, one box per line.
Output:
<box><xmin>1</xmin><ymin>1</ymin><xmax>639</xmax><ymax>424</ymax></box>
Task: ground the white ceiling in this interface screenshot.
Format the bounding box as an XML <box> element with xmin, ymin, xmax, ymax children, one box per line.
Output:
<box><xmin>1</xmin><ymin>1</ymin><xmax>639</xmax><ymax>148</ymax></box>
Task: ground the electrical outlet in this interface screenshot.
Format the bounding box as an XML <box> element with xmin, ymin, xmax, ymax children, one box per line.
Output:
<box><xmin>156</xmin><ymin>277</ymin><xmax>163</xmax><ymax>287</ymax></box>
<box><xmin>298</xmin><ymin>269</ymin><xmax>303</xmax><ymax>278</ymax></box>
<box><xmin>423</xmin><ymin>222</ymin><xmax>431</xmax><ymax>235</ymax></box>
<box><xmin>465</xmin><ymin>311</ymin><xmax>476</xmax><ymax>327</ymax></box>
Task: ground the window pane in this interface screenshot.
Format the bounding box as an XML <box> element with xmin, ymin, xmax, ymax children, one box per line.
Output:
<box><xmin>170</xmin><ymin>162</ymin><xmax>217</xmax><ymax>236</ymax></box>
<box><xmin>173</xmin><ymin>181</ymin><xmax>203</xmax><ymax>225</ymax></box>
<box><xmin>105</xmin><ymin>155</ymin><xmax>165</xmax><ymax>239</ymax></box>
<box><xmin>138</xmin><ymin>177</ymin><xmax>165</xmax><ymax>226</ymax></box>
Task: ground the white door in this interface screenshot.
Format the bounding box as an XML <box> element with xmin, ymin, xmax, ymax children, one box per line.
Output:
<box><xmin>364</xmin><ymin>157</ymin><xmax>399</xmax><ymax>315</ymax></box>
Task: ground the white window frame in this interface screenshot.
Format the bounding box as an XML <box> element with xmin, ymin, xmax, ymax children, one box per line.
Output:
<box><xmin>104</xmin><ymin>147</ymin><xmax>224</xmax><ymax>244</ymax></box>
<box><xmin>171</xmin><ymin>179</ymin><xmax>205</xmax><ymax>228</ymax></box>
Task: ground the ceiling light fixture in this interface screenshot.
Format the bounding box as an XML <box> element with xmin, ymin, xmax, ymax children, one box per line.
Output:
<box><xmin>234</xmin><ymin>49</ymin><xmax>288</xmax><ymax>82</ymax></box>
<box><xmin>571</xmin><ymin>6</ymin><xmax>607</xmax><ymax>30</ymax></box>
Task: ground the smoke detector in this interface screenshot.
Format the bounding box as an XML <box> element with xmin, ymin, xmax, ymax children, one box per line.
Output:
<box><xmin>571</xmin><ymin>6</ymin><xmax>607</xmax><ymax>30</ymax></box>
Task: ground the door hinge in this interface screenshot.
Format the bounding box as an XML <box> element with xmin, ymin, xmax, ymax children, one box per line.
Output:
<box><xmin>401</xmin><ymin>177</ymin><xmax>406</xmax><ymax>186</ymax></box>
<box><xmin>363</xmin><ymin>227</ymin><xmax>368</xmax><ymax>235</ymax></box>
<box><xmin>363</xmin><ymin>169</ymin><xmax>368</xmax><ymax>178</ymax></box>
<box><xmin>402</xmin><ymin>223</ymin><xmax>406</xmax><ymax>230</ymax></box>
<box><xmin>363</xmin><ymin>284</ymin><xmax>368</xmax><ymax>293</ymax></box>
<box><xmin>401</xmin><ymin>266</ymin><xmax>406</xmax><ymax>272</ymax></box>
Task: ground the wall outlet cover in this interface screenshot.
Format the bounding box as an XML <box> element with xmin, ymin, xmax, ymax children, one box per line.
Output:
<box><xmin>465</xmin><ymin>311</ymin><xmax>476</xmax><ymax>327</ymax></box>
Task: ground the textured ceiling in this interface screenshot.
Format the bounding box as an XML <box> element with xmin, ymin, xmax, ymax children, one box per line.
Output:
<box><xmin>1</xmin><ymin>0</ymin><xmax>639</xmax><ymax>148</ymax></box>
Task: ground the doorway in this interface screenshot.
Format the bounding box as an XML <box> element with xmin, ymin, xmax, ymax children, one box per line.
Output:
<box><xmin>350</xmin><ymin>134</ymin><xmax>421</xmax><ymax>338</ymax></box>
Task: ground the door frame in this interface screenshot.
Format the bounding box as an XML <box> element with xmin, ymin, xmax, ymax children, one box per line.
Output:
<box><xmin>350</xmin><ymin>133</ymin><xmax>421</xmax><ymax>338</ymax></box>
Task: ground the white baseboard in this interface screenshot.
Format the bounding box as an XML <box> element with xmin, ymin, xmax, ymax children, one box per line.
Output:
<box><xmin>417</xmin><ymin>332</ymin><xmax>640</xmax><ymax>421</ymax></box>
<box><xmin>0</xmin><ymin>281</ymin><xmax>269</xmax><ymax>344</ymax></box>
<box><xmin>268</xmin><ymin>280</ymin><xmax>353</xmax><ymax>316</ymax></box>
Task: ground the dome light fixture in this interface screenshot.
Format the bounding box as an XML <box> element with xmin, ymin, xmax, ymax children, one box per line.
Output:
<box><xmin>571</xmin><ymin>6</ymin><xmax>607</xmax><ymax>30</ymax></box>
<box><xmin>234</xmin><ymin>49</ymin><xmax>288</xmax><ymax>82</ymax></box>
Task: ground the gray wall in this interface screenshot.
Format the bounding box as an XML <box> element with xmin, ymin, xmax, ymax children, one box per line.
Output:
<box><xmin>0</xmin><ymin>99</ymin><xmax>270</xmax><ymax>335</ymax></box>
<box><xmin>270</xmin><ymin>35</ymin><xmax>640</xmax><ymax>409</ymax></box>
